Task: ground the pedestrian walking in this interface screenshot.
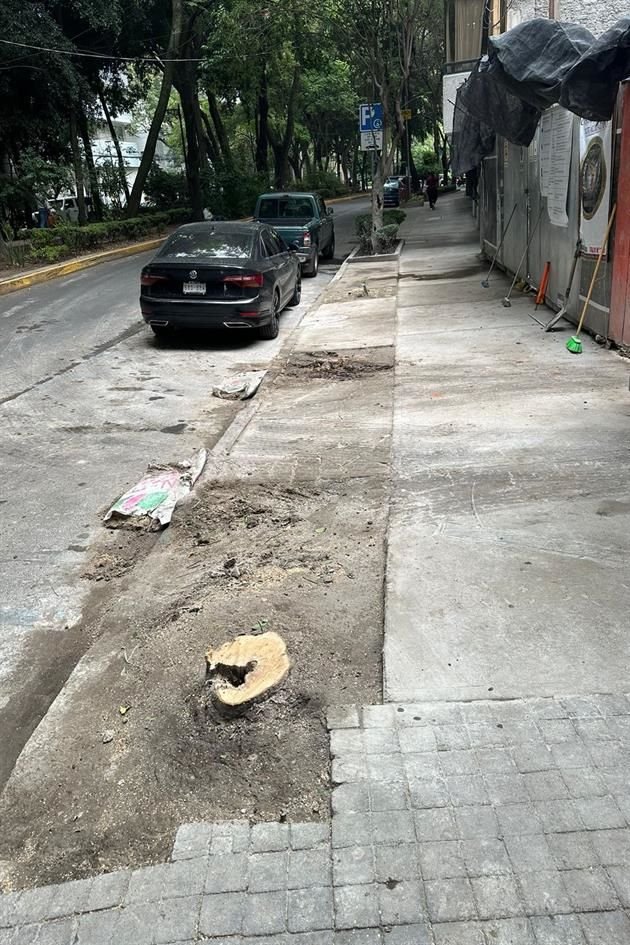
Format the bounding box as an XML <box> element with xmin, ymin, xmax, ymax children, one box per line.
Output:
<box><xmin>426</xmin><ymin>173</ymin><xmax>439</xmax><ymax>210</ymax></box>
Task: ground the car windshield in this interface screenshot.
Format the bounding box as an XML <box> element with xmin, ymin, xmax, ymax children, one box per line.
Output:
<box><xmin>159</xmin><ymin>229</ymin><xmax>253</xmax><ymax>259</ymax></box>
<box><xmin>258</xmin><ymin>197</ymin><xmax>314</xmax><ymax>219</ymax></box>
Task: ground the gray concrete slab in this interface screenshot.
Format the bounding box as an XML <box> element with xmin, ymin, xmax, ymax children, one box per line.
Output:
<box><xmin>384</xmin><ymin>194</ymin><xmax>630</xmax><ymax>704</ymax></box>
<box><xmin>295</xmin><ymin>298</ymin><xmax>396</xmax><ymax>351</ymax></box>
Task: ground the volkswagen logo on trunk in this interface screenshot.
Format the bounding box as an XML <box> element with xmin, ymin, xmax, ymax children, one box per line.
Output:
<box><xmin>189</xmin><ymin>270</ymin><xmax>198</xmax><ymax>280</ymax></box>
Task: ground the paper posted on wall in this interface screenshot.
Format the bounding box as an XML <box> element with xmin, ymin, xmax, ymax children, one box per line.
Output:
<box><xmin>540</xmin><ymin>107</ymin><xmax>573</xmax><ymax>228</ymax></box>
<box><xmin>579</xmin><ymin>119</ymin><xmax>613</xmax><ymax>257</ymax></box>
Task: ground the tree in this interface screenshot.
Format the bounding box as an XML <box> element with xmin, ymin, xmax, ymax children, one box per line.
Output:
<box><xmin>335</xmin><ymin>0</ymin><xmax>434</xmax><ymax>249</ymax></box>
<box><xmin>127</xmin><ymin>0</ymin><xmax>184</xmax><ymax>216</ymax></box>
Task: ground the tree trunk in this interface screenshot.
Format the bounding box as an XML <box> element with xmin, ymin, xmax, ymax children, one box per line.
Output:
<box><xmin>206</xmin><ymin>90</ymin><xmax>232</xmax><ymax>165</ymax></box>
<box><xmin>99</xmin><ymin>90</ymin><xmax>130</xmax><ymax>202</ymax></box>
<box><xmin>177</xmin><ymin>73</ymin><xmax>204</xmax><ymax>221</ymax></box>
<box><xmin>409</xmin><ymin>143</ymin><xmax>420</xmax><ymax>193</ymax></box>
<box><xmin>270</xmin><ymin>64</ymin><xmax>300</xmax><ymax>189</ymax></box>
<box><xmin>289</xmin><ymin>149</ymin><xmax>301</xmax><ymax>182</ymax></box>
<box><xmin>177</xmin><ymin>105</ymin><xmax>188</xmax><ymax>164</ymax></box>
<box><xmin>127</xmin><ymin>0</ymin><xmax>183</xmax><ymax>217</ymax></box>
<box><xmin>69</xmin><ymin>113</ymin><xmax>87</xmax><ymax>225</ymax></box>
<box><xmin>200</xmin><ymin>111</ymin><xmax>220</xmax><ymax>166</ymax></box>
<box><xmin>78</xmin><ymin>109</ymin><xmax>104</xmax><ymax>221</ymax></box>
<box><xmin>371</xmin><ymin>158</ymin><xmax>384</xmax><ymax>251</ymax></box>
<box><xmin>255</xmin><ymin>66</ymin><xmax>269</xmax><ymax>175</ymax></box>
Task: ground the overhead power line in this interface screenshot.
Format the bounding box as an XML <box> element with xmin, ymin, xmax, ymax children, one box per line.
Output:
<box><xmin>0</xmin><ymin>38</ymin><xmax>205</xmax><ymax>63</ymax></box>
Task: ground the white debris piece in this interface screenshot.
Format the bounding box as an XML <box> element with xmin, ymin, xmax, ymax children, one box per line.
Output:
<box><xmin>212</xmin><ymin>370</ymin><xmax>266</xmax><ymax>401</ymax></box>
<box><xmin>104</xmin><ymin>449</ymin><xmax>207</xmax><ymax>528</ymax></box>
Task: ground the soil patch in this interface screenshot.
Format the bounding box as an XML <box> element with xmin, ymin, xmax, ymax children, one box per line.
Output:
<box><xmin>282</xmin><ymin>349</ymin><xmax>394</xmax><ymax>380</ymax></box>
<box><xmin>0</xmin><ymin>479</ymin><xmax>385</xmax><ymax>889</ymax></box>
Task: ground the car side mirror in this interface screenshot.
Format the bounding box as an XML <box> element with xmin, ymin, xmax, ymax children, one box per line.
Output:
<box><xmin>327</xmin><ymin>208</ymin><xmax>334</xmax><ymax>216</ymax></box>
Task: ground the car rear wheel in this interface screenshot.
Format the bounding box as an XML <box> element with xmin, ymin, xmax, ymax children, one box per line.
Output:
<box><xmin>322</xmin><ymin>236</ymin><xmax>335</xmax><ymax>260</ymax></box>
<box><xmin>259</xmin><ymin>291</ymin><xmax>280</xmax><ymax>339</ymax></box>
<box><xmin>288</xmin><ymin>271</ymin><xmax>302</xmax><ymax>306</ymax></box>
<box><xmin>305</xmin><ymin>249</ymin><xmax>319</xmax><ymax>277</ymax></box>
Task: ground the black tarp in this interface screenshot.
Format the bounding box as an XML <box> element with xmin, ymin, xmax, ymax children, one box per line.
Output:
<box><xmin>561</xmin><ymin>18</ymin><xmax>630</xmax><ymax>120</ymax></box>
<box><xmin>488</xmin><ymin>19</ymin><xmax>594</xmax><ymax>111</ymax></box>
<box><xmin>451</xmin><ymin>88</ymin><xmax>495</xmax><ymax>177</ymax></box>
<box><xmin>459</xmin><ymin>59</ymin><xmax>541</xmax><ymax>146</ymax></box>
<box><xmin>452</xmin><ymin>16</ymin><xmax>630</xmax><ymax>175</ymax></box>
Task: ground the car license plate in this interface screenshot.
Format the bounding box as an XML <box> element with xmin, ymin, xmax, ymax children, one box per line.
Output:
<box><xmin>183</xmin><ymin>282</ymin><xmax>206</xmax><ymax>295</ymax></box>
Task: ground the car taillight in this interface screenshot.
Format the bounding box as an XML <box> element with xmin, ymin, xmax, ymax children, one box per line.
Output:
<box><xmin>141</xmin><ymin>273</ymin><xmax>167</xmax><ymax>286</ymax></box>
<box><xmin>302</xmin><ymin>231</ymin><xmax>311</xmax><ymax>247</ymax></box>
<box><xmin>224</xmin><ymin>273</ymin><xmax>264</xmax><ymax>288</ymax></box>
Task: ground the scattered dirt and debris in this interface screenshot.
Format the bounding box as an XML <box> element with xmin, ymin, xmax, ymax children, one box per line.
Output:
<box><xmin>0</xmin><ymin>479</ymin><xmax>386</xmax><ymax>888</ymax></box>
<box><xmin>321</xmin><ymin>276</ymin><xmax>397</xmax><ymax>304</ymax></box>
<box><xmin>81</xmin><ymin>531</ymin><xmax>158</xmax><ymax>583</ymax></box>
<box><xmin>283</xmin><ymin>349</ymin><xmax>394</xmax><ymax>380</ymax></box>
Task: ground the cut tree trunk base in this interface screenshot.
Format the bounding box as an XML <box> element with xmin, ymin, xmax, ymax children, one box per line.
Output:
<box><xmin>206</xmin><ymin>631</ymin><xmax>290</xmax><ymax>712</ymax></box>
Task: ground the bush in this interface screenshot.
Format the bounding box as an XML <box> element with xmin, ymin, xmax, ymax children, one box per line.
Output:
<box><xmin>208</xmin><ymin>169</ymin><xmax>268</xmax><ymax>219</ymax></box>
<box><xmin>144</xmin><ymin>166</ymin><xmax>189</xmax><ymax>208</ymax></box>
<box><xmin>294</xmin><ymin>170</ymin><xmax>349</xmax><ymax>199</ymax></box>
<box><xmin>355</xmin><ymin>209</ymin><xmax>406</xmax><ymax>253</ymax></box>
<box><xmin>25</xmin><ymin>208</ymin><xmax>191</xmax><ymax>263</ymax></box>
<box><xmin>374</xmin><ymin>224</ymin><xmax>399</xmax><ymax>254</ymax></box>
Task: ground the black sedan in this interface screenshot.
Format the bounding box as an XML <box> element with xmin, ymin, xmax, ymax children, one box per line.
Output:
<box><xmin>140</xmin><ymin>222</ymin><xmax>301</xmax><ymax>339</ymax></box>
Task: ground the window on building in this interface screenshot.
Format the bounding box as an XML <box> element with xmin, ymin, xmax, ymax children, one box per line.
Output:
<box><xmin>453</xmin><ymin>0</ymin><xmax>486</xmax><ymax>61</ymax></box>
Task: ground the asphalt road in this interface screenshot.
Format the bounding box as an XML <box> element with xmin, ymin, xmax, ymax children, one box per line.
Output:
<box><xmin>0</xmin><ymin>196</ymin><xmax>369</xmax><ymax>788</ymax></box>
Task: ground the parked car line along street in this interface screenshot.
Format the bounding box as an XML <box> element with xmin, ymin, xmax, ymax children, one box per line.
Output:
<box><xmin>140</xmin><ymin>222</ymin><xmax>301</xmax><ymax>340</ymax></box>
<box><xmin>254</xmin><ymin>192</ymin><xmax>336</xmax><ymax>277</ymax></box>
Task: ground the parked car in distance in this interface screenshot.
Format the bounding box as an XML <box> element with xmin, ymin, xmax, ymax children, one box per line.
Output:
<box><xmin>139</xmin><ymin>222</ymin><xmax>301</xmax><ymax>340</ymax></box>
<box><xmin>253</xmin><ymin>192</ymin><xmax>335</xmax><ymax>277</ymax></box>
<box><xmin>31</xmin><ymin>196</ymin><xmax>93</xmax><ymax>225</ymax></box>
<box><xmin>383</xmin><ymin>179</ymin><xmax>401</xmax><ymax>208</ymax></box>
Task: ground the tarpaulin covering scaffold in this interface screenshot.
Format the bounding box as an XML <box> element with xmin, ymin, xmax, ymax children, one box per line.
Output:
<box><xmin>452</xmin><ymin>17</ymin><xmax>630</xmax><ymax>175</ymax></box>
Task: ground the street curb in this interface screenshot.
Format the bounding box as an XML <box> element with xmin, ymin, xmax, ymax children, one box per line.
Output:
<box><xmin>327</xmin><ymin>192</ymin><xmax>371</xmax><ymax>206</ymax></box>
<box><xmin>0</xmin><ymin>237</ymin><xmax>165</xmax><ymax>297</ymax></box>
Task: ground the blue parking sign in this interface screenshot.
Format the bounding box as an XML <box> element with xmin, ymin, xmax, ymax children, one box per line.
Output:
<box><xmin>359</xmin><ymin>103</ymin><xmax>383</xmax><ymax>133</ymax></box>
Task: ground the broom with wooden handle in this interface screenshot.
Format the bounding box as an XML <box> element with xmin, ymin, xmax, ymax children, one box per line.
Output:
<box><xmin>566</xmin><ymin>204</ymin><xmax>617</xmax><ymax>354</ymax></box>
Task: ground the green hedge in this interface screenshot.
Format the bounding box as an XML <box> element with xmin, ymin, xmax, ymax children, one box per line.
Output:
<box><xmin>355</xmin><ymin>210</ymin><xmax>406</xmax><ymax>255</ymax></box>
<box><xmin>294</xmin><ymin>171</ymin><xmax>350</xmax><ymax>199</ymax></box>
<box><xmin>26</xmin><ymin>208</ymin><xmax>191</xmax><ymax>264</ymax></box>
<box><xmin>354</xmin><ymin>209</ymin><xmax>406</xmax><ymax>237</ymax></box>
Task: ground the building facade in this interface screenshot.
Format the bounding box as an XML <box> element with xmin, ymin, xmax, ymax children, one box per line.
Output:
<box><xmin>91</xmin><ymin>113</ymin><xmax>179</xmax><ymax>201</ymax></box>
<box><xmin>444</xmin><ymin>0</ymin><xmax>630</xmax><ymax>345</ymax></box>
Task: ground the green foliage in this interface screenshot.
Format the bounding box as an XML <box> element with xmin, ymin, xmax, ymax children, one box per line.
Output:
<box><xmin>144</xmin><ymin>165</ymin><xmax>189</xmax><ymax>209</ymax></box>
<box><xmin>297</xmin><ymin>170</ymin><xmax>349</xmax><ymax>199</ymax></box>
<box><xmin>355</xmin><ymin>209</ymin><xmax>406</xmax><ymax>237</ymax></box>
<box><xmin>413</xmin><ymin>143</ymin><xmax>441</xmax><ymax>174</ymax></box>
<box><xmin>355</xmin><ymin>210</ymin><xmax>406</xmax><ymax>254</ymax></box>
<box><xmin>375</xmin><ymin>223</ymin><xmax>400</xmax><ymax>254</ymax></box>
<box><xmin>97</xmin><ymin>160</ymin><xmax>129</xmax><ymax>213</ymax></box>
<box><xmin>204</xmin><ymin>168</ymin><xmax>269</xmax><ymax>220</ymax></box>
<box><xmin>25</xmin><ymin>209</ymin><xmax>191</xmax><ymax>263</ymax></box>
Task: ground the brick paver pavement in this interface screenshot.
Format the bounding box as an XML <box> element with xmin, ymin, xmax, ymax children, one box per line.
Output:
<box><xmin>3</xmin><ymin>695</ymin><xmax>630</xmax><ymax>943</ymax></box>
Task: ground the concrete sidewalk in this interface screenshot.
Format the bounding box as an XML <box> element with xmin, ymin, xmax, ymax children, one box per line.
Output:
<box><xmin>2</xmin><ymin>194</ymin><xmax>630</xmax><ymax>944</ymax></box>
<box><xmin>386</xmin><ymin>195</ymin><xmax>630</xmax><ymax>703</ymax></box>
